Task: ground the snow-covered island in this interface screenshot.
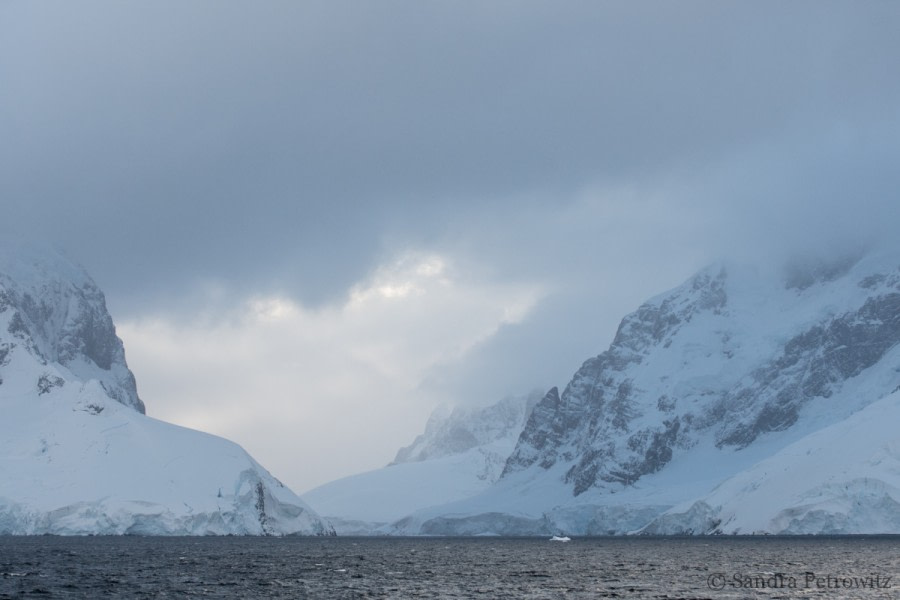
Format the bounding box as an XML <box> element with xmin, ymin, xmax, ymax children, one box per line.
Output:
<box><xmin>0</xmin><ymin>244</ymin><xmax>333</xmax><ymax>535</ymax></box>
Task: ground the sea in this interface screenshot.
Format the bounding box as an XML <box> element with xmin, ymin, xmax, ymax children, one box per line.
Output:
<box><xmin>1</xmin><ymin>536</ymin><xmax>898</xmax><ymax>599</ymax></box>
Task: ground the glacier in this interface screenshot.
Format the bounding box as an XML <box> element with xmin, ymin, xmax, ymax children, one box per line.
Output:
<box><xmin>316</xmin><ymin>249</ymin><xmax>900</xmax><ymax>536</ymax></box>
<box><xmin>302</xmin><ymin>392</ymin><xmax>539</xmax><ymax>534</ymax></box>
<box><xmin>0</xmin><ymin>243</ymin><xmax>333</xmax><ymax>535</ymax></box>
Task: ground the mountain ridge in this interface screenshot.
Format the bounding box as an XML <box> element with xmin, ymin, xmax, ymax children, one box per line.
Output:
<box><xmin>383</xmin><ymin>250</ymin><xmax>900</xmax><ymax>535</ymax></box>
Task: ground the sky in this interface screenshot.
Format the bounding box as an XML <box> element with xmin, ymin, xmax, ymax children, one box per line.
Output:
<box><xmin>2</xmin><ymin>1</ymin><xmax>900</xmax><ymax>492</ymax></box>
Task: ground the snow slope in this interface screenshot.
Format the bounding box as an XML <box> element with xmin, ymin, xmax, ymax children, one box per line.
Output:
<box><xmin>302</xmin><ymin>393</ymin><xmax>538</xmax><ymax>533</ymax></box>
<box><xmin>646</xmin><ymin>389</ymin><xmax>900</xmax><ymax>534</ymax></box>
<box><xmin>0</xmin><ymin>244</ymin><xmax>333</xmax><ymax>535</ymax></box>
<box><xmin>387</xmin><ymin>250</ymin><xmax>900</xmax><ymax>535</ymax></box>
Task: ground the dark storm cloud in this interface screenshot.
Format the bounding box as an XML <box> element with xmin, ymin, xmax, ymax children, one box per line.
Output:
<box><xmin>3</xmin><ymin>1</ymin><xmax>899</xmax><ymax>316</ymax></box>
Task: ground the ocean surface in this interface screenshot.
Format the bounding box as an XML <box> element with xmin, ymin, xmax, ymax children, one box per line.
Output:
<box><xmin>1</xmin><ymin>536</ymin><xmax>898</xmax><ymax>599</ymax></box>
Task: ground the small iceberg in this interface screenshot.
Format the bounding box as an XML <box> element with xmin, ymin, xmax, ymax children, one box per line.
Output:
<box><xmin>549</xmin><ymin>535</ymin><xmax>571</xmax><ymax>542</ymax></box>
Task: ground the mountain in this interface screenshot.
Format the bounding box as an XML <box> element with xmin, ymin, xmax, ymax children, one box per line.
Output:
<box><xmin>392</xmin><ymin>391</ymin><xmax>540</xmax><ymax>466</ymax></box>
<box><xmin>302</xmin><ymin>392</ymin><xmax>539</xmax><ymax>534</ymax></box>
<box><xmin>0</xmin><ymin>244</ymin><xmax>333</xmax><ymax>535</ymax></box>
<box><xmin>387</xmin><ymin>250</ymin><xmax>900</xmax><ymax>535</ymax></box>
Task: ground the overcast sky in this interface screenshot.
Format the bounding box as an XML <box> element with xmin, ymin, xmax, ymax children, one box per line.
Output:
<box><xmin>3</xmin><ymin>1</ymin><xmax>900</xmax><ymax>492</ymax></box>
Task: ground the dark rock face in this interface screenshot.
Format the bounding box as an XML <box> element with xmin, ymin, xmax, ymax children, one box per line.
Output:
<box><xmin>714</xmin><ymin>292</ymin><xmax>900</xmax><ymax>448</ymax></box>
<box><xmin>6</xmin><ymin>280</ymin><xmax>117</xmax><ymax>368</ymax></box>
<box><xmin>255</xmin><ymin>481</ymin><xmax>271</xmax><ymax>536</ymax></box>
<box><xmin>0</xmin><ymin>342</ymin><xmax>10</xmax><ymax>385</ymax></box>
<box><xmin>504</xmin><ymin>268</ymin><xmax>728</xmax><ymax>495</ymax></box>
<box><xmin>37</xmin><ymin>373</ymin><xmax>65</xmax><ymax>395</ymax></box>
<box><xmin>0</xmin><ymin>249</ymin><xmax>144</xmax><ymax>413</ymax></box>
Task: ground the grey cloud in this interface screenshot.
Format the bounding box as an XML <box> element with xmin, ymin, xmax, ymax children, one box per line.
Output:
<box><xmin>4</xmin><ymin>1</ymin><xmax>899</xmax><ymax>316</ymax></box>
<box><xmin>4</xmin><ymin>1</ymin><xmax>900</xmax><ymax>485</ymax></box>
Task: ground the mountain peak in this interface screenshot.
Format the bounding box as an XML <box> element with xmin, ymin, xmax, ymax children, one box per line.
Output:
<box><xmin>0</xmin><ymin>242</ymin><xmax>144</xmax><ymax>413</ymax></box>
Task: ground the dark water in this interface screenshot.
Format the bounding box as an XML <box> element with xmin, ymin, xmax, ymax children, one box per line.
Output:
<box><xmin>1</xmin><ymin>536</ymin><xmax>898</xmax><ymax>599</ymax></box>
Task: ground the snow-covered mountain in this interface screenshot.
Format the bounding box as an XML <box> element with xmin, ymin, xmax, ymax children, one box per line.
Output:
<box><xmin>302</xmin><ymin>392</ymin><xmax>539</xmax><ymax>534</ymax></box>
<box><xmin>387</xmin><ymin>250</ymin><xmax>900</xmax><ymax>535</ymax></box>
<box><xmin>0</xmin><ymin>244</ymin><xmax>333</xmax><ymax>535</ymax></box>
<box><xmin>392</xmin><ymin>392</ymin><xmax>540</xmax><ymax>466</ymax></box>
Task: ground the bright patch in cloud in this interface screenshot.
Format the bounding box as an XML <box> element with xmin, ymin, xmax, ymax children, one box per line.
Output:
<box><xmin>118</xmin><ymin>251</ymin><xmax>544</xmax><ymax>492</ymax></box>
